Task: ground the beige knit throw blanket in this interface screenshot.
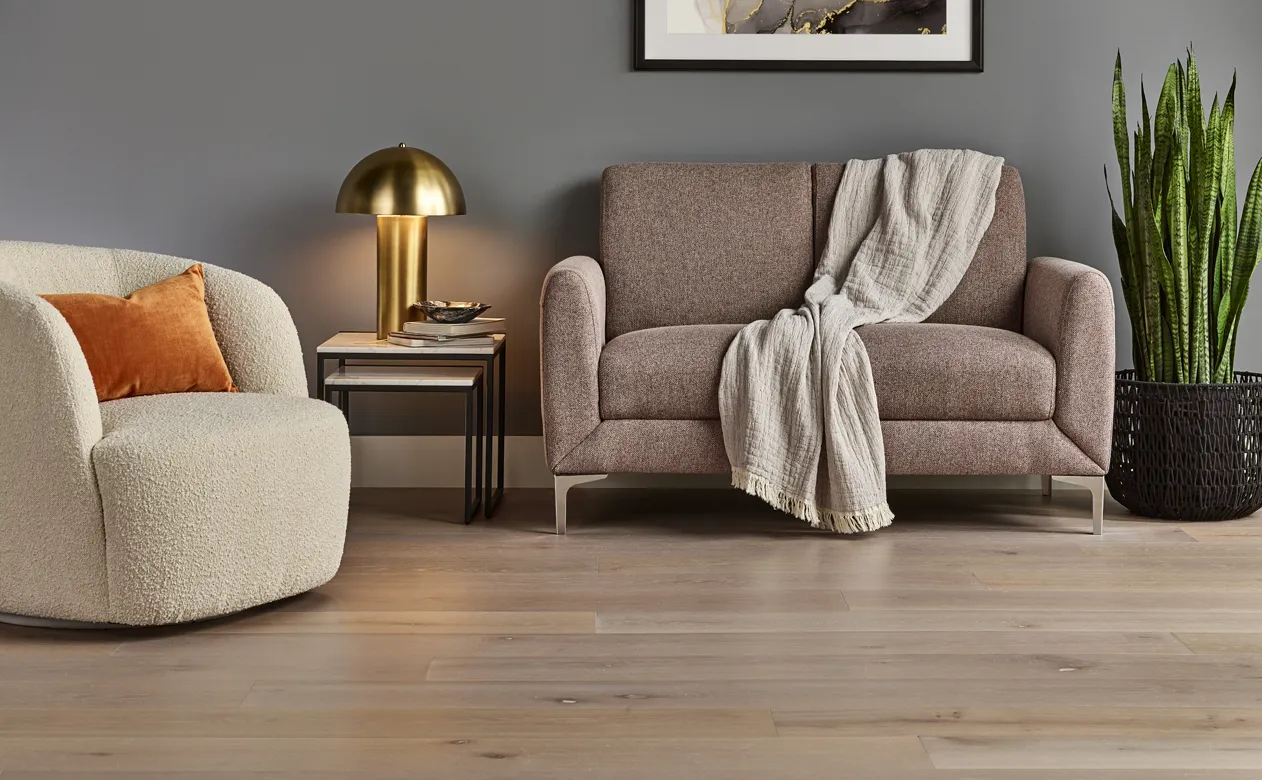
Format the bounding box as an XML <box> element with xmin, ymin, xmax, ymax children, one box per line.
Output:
<box><xmin>719</xmin><ymin>149</ymin><xmax>1004</xmax><ymax>533</ymax></box>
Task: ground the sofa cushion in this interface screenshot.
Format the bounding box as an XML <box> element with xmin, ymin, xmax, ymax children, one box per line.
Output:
<box><xmin>599</xmin><ymin>323</ymin><xmax>1056</xmax><ymax>422</ymax></box>
<box><xmin>600</xmin><ymin>163</ymin><xmax>816</xmax><ymax>338</ymax></box>
<box><xmin>600</xmin><ymin>324</ymin><xmax>745</xmax><ymax>420</ymax></box>
<box><xmin>813</xmin><ymin>164</ymin><xmax>1029</xmax><ymax>331</ymax></box>
<box><xmin>40</xmin><ymin>264</ymin><xmax>238</xmax><ymax>402</ymax></box>
<box><xmin>859</xmin><ymin>324</ymin><xmax>1056</xmax><ymax>421</ymax></box>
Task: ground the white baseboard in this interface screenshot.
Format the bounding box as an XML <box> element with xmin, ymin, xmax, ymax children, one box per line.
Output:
<box><xmin>351</xmin><ymin>436</ymin><xmax>1049</xmax><ymax>491</ymax></box>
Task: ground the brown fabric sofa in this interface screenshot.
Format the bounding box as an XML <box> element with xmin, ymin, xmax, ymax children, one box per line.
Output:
<box><xmin>540</xmin><ymin>163</ymin><xmax>1115</xmax><ymax>534</ymax></box>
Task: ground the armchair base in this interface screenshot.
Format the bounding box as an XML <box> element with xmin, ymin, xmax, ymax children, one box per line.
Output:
<box><xmin>0</xmin><ymin>613</ymin><xmax>118</xmax><ymax>630</ymax></box>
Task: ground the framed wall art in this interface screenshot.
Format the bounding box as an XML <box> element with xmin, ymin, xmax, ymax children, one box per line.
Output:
<box><xmin>635</xmin><ymin>0</ymin><xmax>984</xmax><ymax>72</ymax></box>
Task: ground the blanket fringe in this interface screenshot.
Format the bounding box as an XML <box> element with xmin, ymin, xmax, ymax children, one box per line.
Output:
<box><xmin>732</xmin><ymin>469</ymin><xmax>894</xmax><ymax>535</ymax></box>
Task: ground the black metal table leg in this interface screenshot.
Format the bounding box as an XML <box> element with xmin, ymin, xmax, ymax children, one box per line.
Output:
<box><xmin>482</xmin><ymin>355</ymin><xmax>495</xmax><ymax>517</ymax></box>
<box><xmin>463</xmin><ymin>382</ymin><xmax>484</xmax><ymax>524</ymax></box>
<box><xmin>336</xmin><ymin>359</ymin><xmax>350</xmax><ymax>420</ymax></box>
<box><xmin>484</xmin><ymin>342</ymin><xmax>506</xmax><ymax>517</ymax></box>
<box><xmin>475</xmin><ymin>375</ymin><xmax>484</xmax><ymax>521</ymax></box>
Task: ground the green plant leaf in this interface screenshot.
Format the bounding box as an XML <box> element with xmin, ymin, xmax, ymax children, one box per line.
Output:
<box><xmin>1214</xmin><ymin>292</ymin><xmax>1233</xmax><ymax>382</ymax></box>
<box><xmin>1219</xmin><ymin>158</ymin><xmax>1262</xmax><ymax>378</ymax></box>
<box><xmin>1141</xmin><ymin>80</ymin><xmax>1152</xmax><ymax>168</ymax></box>
<box><xmin>1151</xmin><ymin>64</ymin><xmax>1181</xmax><ymax>224</ymax></box>
<box><xmin>1108</xmin><ymin>169</ymin><xmax>1138</xmax><ymax>313</ymax></box>
<box><xmin>1112</xmin><ymin>52</ymin><xmax>1136</xmax><ymax>261</ymax></box>
<box><xmin>1217</xmin><ymin>75</ymin><xmax>1238</xmax><ymax>349</ymax></box>
<box><xmin>1207</xmin><ymin>99</ymin><xmax>1224</xmax><ymax>367</ymax></box>
<box><xmin>1191</xmin><ymin>95</ymin><xmax>1221</xmax><ymax>382</ymax></box>
<box><xmin>1133</xmin><ymin>108</ymin><xmax>1161</xmax><ymax>381</ymax></box>
<box><xmin>1187</xmin><ymin>48</ymin><xmax>1205</xmax><ymax>206</ymax></box>
<box><xmin>1161</xmin><ymin>306</ymin><xmax>1176</xmax><ymax>382</ymax></box>
<box><xmin>1169</xmin><ymin>130</ymin><xmax>1191</xmax><ymax>382</ymax></box>
<box><xmin>1146</xmin><ymin>63</ymin><xmax>1185</xmax><ymax>381</ymax></box>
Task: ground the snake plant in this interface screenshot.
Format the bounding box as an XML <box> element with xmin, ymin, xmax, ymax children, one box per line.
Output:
<box><xmin>1108</xmin><ymin>49</ymin><xmax>1262</xmax><ymax>384</ymax></box>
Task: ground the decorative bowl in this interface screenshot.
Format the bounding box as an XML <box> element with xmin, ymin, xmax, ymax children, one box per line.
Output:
<box><xmin>415</xmin><ymin>301</ymin><xmax>491</xmax><ymax>324</ymax></box>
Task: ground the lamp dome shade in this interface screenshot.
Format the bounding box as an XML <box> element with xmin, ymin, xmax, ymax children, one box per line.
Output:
<box><xmin>336</xmin><ymin>144</ymin><xmax>466</xmax><ymax>217</ymax></box>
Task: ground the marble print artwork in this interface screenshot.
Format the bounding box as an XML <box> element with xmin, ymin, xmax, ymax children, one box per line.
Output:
<box><xmin>692</xmin><ymin>0</ymin><xmax>947</xmax><ymax>35</ymax></box>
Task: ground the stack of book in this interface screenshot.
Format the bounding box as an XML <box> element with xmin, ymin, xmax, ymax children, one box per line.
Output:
<box><xmin>387</xmin><ymin>317</ymin><xmax>505</xmax><ymax>349</ymax></box>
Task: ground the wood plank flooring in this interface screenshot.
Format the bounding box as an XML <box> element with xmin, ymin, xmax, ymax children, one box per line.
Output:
<box><xmin>2</xmin><ymin>486</ymin><xmax>1262</xmax><ymax>777</ymax></box>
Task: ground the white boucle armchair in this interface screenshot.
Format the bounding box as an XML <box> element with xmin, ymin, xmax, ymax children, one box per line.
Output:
<box><xmin>0</xmin><ymin>241</ymin><xmax>350</xmax><ymax>627</ymax></box>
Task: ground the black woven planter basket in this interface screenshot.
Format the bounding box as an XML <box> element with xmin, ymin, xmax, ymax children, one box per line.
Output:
<box><xmin>1107</xmin><ymin>370</ymin><xmax>1262</xmax><ymax>521</ymax></box>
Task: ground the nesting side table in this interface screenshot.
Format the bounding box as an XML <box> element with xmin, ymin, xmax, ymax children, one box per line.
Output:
<box><xmin>323</xmin><ymin>365</ymin><xmax>483</xmax><ymax>523</ymax></box>
<box><xmin>316</xmin><ymin>332</ymin><xmax>507</xmax><ymax>519</ymax></box>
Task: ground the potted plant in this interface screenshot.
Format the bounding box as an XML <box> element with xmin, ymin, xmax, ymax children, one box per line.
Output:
<box><xmin>1106</xmin><ymin>49</ymin><xmax>1262</xmax><ymax>520</ymax></box>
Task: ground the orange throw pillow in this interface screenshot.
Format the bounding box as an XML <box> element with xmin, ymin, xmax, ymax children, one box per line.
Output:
<box><xmin>42</xmin><ymin>264</ymin><xmax>238</xmax><ymax>402</ymax></box>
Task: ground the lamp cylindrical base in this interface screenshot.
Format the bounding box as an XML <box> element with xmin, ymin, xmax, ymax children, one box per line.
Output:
<box><xmin>376</xmin><ymin>215</ymin><xmax>428</xmax><ymax>339</ymax></box>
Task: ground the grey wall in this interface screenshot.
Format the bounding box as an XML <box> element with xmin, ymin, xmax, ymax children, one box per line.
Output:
<box><xmin>1</xmin><ymin>0</ymin><xmax>1260</xmax><ymax>435</ymax></box>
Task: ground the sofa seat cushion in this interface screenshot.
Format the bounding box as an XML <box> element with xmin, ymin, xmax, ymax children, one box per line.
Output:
<box><xmin>600</xmin><ymin>325</ymin><xmax>744</xmax><ymax>421</ymax></box>
<box><xmin>598</xmin><ymin>323</ymin><xmax>1056</xmax><ymax>422</ymax></box>
<box><xmin>859</xmin><ymin>324</ymin><xmax>1056</xmax><ymax>421</ymax></box>
<box><xmin>91</xmin><ymin>392</ymin><xmax>350</xmax><ymax>625</ymax></box>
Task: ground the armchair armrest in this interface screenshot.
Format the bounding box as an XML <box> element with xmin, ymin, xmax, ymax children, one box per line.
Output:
<box><xmin>201</xmin><ymin>264</ymin><xmax>308</xmax><ymax>398</ymax></box>
<box><xmin>540</xmin><ymin>256</ymin><xmax>607</xmax><ymax>471</ymax></box>
<box><xmin>0</xmin><ymin>280</ymin><xmax>110</xmax><ymax>620</ymax></box>
<box><xmin>1023</xmin><ymin>257</ymin><xmax>1117</xmax><ymax>470</ymax></box>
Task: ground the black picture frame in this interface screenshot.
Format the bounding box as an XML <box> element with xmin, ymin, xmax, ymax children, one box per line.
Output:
<box><xmin>634</xmin><ymin>0</ymin><xmax>984</xmax><ymax>73</ymax></box>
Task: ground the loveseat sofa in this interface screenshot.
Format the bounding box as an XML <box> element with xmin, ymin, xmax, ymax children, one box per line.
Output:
<box><xmin>541</xmin><ymin>163</ymin><xmax>1115</xmax><ymax>534</ymax></box>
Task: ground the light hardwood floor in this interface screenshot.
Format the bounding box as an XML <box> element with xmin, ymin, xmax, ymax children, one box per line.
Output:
<box><xmin>3</xmin><ymin>487</ymin><xmax>1262</xmax><ymax>778</ymax></box>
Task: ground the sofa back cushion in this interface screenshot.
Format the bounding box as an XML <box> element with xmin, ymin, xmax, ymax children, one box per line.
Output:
<box><xmin>599</xmin><ymin>162</ymin><xmax>1029</xmax><ymax>338</ymax></box>
<box><xmin>600</xmin><ymin>163</ymin><xmax>816</xmax><ymax>338</ymax></box>
<box><xmin>813</xmin><ymin>163</ymin><xmax>1028</xmax><ymax>331</ymax></box>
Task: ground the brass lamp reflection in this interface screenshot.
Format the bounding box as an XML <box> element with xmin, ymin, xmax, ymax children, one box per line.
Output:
<box><xmin>336</xmin><ymin>144</ymin><xmax>466</xmax><ymax>339</ymax></box>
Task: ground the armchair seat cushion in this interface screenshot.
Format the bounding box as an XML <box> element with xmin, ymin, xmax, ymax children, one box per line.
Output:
<box><xmin>599</xmin><ymin>323</ymin><xmax>1056</xmax><ymax>422</ymax></box>
<box><xmin>91</xmin><ymin>392</ymin><xmax>350</xmax><ymax>625</ymax></box>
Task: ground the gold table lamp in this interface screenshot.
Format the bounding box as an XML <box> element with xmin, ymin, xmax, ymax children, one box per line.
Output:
<box><xmin>336</xmin><ymin>144</ymin><xmax>466</xmax><ymax>338</ymax></box>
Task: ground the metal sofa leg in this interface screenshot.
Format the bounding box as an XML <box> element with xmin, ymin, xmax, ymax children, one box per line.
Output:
<box><xmin>1041</xmin><ymin>475</ymin><xmax>1053</xmax><ymax>496</ymax></box>
<box><xmin>1051</xmin><ymin>475</ymin><xmax>1106</xmax><ymax>536</ymax></box>
<box><xmin>554</xmin><ymin>475</ymin><xmax>608</xmax><ymax>535</ymax></box>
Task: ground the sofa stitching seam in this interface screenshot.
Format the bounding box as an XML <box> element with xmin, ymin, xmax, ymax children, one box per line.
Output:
<box><xmin>552</xmin><ymin>422</ymin><xmax>607</xmax><ymax>475</ymax></box>
<box><xmin>1052</xmin><ymin>419</ymin><xmax>1110</xmax><ymax>473</ymax></box>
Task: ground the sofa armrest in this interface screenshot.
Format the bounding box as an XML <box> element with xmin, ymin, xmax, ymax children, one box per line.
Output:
<box><xmin>0</xmin><ymin>280</ymin><xmax>111</xmax><ymax>620</ymax></box>
<box><xmin>1023</xmin><ymin>257</ymin><xmax>1116</xmax><ymax>470</ymax></box>
<box><xmin>540</xmin><ymin>256</ymin><xmax>607</xmax><ymax>471</ymax></box>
